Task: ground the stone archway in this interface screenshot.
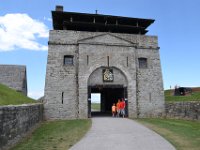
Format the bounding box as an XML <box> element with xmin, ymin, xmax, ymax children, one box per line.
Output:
<box><xmin>87</xmin><ymin>66</ymin><xmax>128</xmax><ymax>117</ymax></box>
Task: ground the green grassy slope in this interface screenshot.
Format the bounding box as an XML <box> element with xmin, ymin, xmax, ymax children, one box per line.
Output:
<box><xmin>137</xmin><ymin>118</ymin><xmax>200</xmax><ymax>150</ymax></box>
<box><xmin>12</xmin><ymin>119</ymin><xmax>92</xmax><ymax>150</ymax></box>
<box><xmin>0</xmin><ymin>84</ymin><xmax>36</xmax><ymax>106</ymax></box>
<box><xmin>165</xmin><ymin>88</ymin><xmax>200</xmax><ymax>102</ymax></box>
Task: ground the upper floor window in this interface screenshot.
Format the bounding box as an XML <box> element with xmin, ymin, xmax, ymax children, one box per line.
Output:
<box><xmin>64</xmin><ymin>55</ymin><xmax>73</xmax><ymax>65</ymax></box>
<box><xmin>138</xmin><ymin>58</ymin><xmax>148</xmax><ymax>69</ymax></box>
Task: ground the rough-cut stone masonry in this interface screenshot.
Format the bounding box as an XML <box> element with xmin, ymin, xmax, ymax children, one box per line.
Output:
<box><xmin>44</xmin><ymin>7</ymin><xmax>164</xmax><ymax>120</ymax></box>
<box><xmin>44</xmin><ymin>30</ymin><xmax>165</xmax><ymax>119</ymax></box>
<box><xmin>165</xmin><ymin>102</ymin><xmax>200</xmax><ymax>120</ymax></box>
<box><xmin>0</xmin><ymin>65</ymin><xmax>27</xmax><ymax>95</ymax></box>
<box><xmin>0</xmin><ymin>104</ymin><xmax>43</xmax><ymax>150</ymax></box>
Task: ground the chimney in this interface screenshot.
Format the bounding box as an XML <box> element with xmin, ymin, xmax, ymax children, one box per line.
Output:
<box><xmin>56</xmin><ymin>5</ymin><xmax>63</xmax><ymax>12</ymax></box>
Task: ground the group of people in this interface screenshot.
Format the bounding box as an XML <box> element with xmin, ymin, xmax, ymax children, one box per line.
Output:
<box><xmin>111</xmin><ymin>98</ymin><xmax>126</xmax><ymax>118</ymax></box>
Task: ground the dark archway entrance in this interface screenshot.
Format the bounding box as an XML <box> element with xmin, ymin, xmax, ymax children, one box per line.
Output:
<box><xmin>88</xmin><ymin>85</ymin><xmax>128</xmax><ymax>117</ymax></box>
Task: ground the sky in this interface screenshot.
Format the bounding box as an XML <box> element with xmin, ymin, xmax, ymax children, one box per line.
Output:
<box><xmin>0</xmin><ymin>0</ymin><xmax>200</xmax><ymax>99</ymax></box>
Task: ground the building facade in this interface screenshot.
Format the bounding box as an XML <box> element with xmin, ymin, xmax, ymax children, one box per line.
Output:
<box><xmin>0</xmin><ymin>65</ymin><xmax>27</xmax><ymax>95</ymax></box>
<box><xmin>44</xmin><ymin>6</ymin><xmax>165</xmax><ymax>119</ymax></box>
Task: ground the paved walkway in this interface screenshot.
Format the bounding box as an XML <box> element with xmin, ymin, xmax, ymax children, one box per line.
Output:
<box><xmin>70</xmin><ymin>117</ymin><xmax>175</xmax><ymax>150</ymax></box>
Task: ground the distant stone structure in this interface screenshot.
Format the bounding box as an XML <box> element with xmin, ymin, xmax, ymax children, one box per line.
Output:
<box><xmin>44</xmin><ymin>6</ymin><xmax>165</xmax><ymax>119</ymax></box>
<box><xmin>0</xmin><ymin>65</ymin><xmax>27</xmax><ymax>95</ymax></box>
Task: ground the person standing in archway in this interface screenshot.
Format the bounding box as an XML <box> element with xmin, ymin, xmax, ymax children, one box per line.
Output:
<box><xmin>120</xmin><ymin>98</ymin><xmax>126</xmax><ymax>118</ymax></box>
<box><xmin>112</xmin><ymin>103</ymin><xmax>116</xmax><ymax>117</ymax></box>
<box><xmin>116</xmin><ymin>99</ymin><xmax>121</xmax><ymax>117</ymax></box>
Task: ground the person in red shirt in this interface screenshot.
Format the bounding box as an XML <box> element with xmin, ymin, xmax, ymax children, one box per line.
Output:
<box><xmin>120</xmin><ymin>98</ymin><xmax>126</xmax><ymax>118</ymax></box>
<box><xmin>116</xmin><ymin>99</ymin><xmax>121</xmax><ymax>117</ymax></box>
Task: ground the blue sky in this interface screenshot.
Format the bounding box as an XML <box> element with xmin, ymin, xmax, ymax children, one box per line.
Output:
<box><xmin>0</xmin><ymin>0</ymin><xmax>200</xmax><ymax>99</ymax></box>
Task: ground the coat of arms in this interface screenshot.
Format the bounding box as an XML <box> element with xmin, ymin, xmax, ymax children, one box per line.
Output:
<box><xmin>103</xmin><ymin>68</ymin><xmax>114</xmax><ymax>82</ymax></box>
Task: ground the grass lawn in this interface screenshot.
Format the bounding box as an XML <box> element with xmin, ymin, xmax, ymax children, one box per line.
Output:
<box><xmin>91</xmin><ymin>103</ymin><xmax>100</xmax><ymax>111</ymax></box>
<box><xmin>0</xmin><ymin>84</ymin><xmax>36</xmax><ymax>105</ymax></box>
<box><xmin>165</xmin><ymin>89</ymin><xmax>200</xmax><ymax>102</ymax></box>
<box><xmin>137</xmin><ymin>118</ymin><xmax>200</xmax><ymax>150</ymax></box>
<box><xmin>12</xmin><ymin>119</ymin><xmax>91</xmax><ymax>150</ymax></box>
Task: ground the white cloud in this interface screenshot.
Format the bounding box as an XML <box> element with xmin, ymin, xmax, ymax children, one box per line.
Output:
<box><xmin>28</xmin><ymin>90</ymin><xmax>44</xmax><ymax>100</ymax></box>
<box><xmin>44</xmin><ymin>16</ymin><xmax>52</xmax><ymax>22</ymax></box>
<box><xmin>0</xmin><ymin>13</ymin><xmax>49</xmax><ymax>51</ymax></box>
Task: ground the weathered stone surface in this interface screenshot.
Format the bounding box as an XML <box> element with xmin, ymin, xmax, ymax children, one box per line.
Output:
<box><xmin>165</xmin><ymin>102</ymin><xmax>200</xmax><ymax>120</ymax></box>
<box><xmin>0</xmin><ymin>104</ymin><xmax>43</xmax><ymax>150</ymax></box>
<box><xmin>44</xmin><ymin>30</ymin><xmax>165</xmax><ymax>119</ymax></box>
<box><xmin>0</xmin><ymin>65</ymin><xmax>27</xmax><ymax>95</ymax></box>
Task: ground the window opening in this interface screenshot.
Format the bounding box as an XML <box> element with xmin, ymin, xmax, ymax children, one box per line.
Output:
<box><xmin>138</xmin><ymin>58</ymin><xmax>147</xmax><ymax>69</ymax></box>
<box><xmin>127</xmin><ymin>57</ymin><xmax>129</xmax><ymax>67</ymax></box>
<box><xmin>87</xmin><ymin>55</ymin><xmax>89</xmax><ymax>65</ymax></box>
<box><xmin>107</xmin><ymin>56</ymin><xmax>109</xmax><ymax>67</ymax></box>
<box><xmin>64</xmin><ymin>55</ymin><xmax>73</xmax><ymax>65</ymax></box>
<box><xmin>62</xmin><ymin>92</ymin><xmax>64</xmax><ymax>104</ymax></box>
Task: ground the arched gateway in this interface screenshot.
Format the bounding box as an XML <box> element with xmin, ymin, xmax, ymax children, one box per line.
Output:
<box><xmin>44</xmin><ymin>6</ymin><xmax>165</xmax><ymax>120</ymax></box>
<box><xmin>87</xmin><ymin>67</ymin><xmax>129</xmax><ymax>117</ymax></box>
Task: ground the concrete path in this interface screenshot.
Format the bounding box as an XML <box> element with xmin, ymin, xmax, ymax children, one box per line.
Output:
<box><xmin>70</xmin><ymin>117</ymin><xmax>175</xmax><ymax>150</ymax></box>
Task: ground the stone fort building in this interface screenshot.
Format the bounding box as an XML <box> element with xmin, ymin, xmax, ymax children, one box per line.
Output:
<box><xmin>0</xmin><ymin>65</ymin><xmax>27</xmax><ymax>95</ymax></box>
<box><xmin>44</xmin><ymin>6</ymin><xmax>165</xmax><ymax>119</ymax></box>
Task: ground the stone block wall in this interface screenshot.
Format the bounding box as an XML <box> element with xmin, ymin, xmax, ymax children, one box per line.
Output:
<box><xmin>78</xmin><ymin>38</ymin><xmax>137</xmax><ymax>118</ymax></box>
<box><xmin>0</xmin><ymin>104</ymin><xmax>43</xmax><ymax>150</ymax></box>
<box><xmin>137</xmin><ymin>48</ymin><xmax>165</xmax><ymax>117</ymax></box>
<box><xmin>45</xmin><ymin>30</ymin><xmax>164</xmax><ymax>119</ymax></box>
<box><xmin>0</xmin><ymin>65</ymin><xmax>27</xmax><ymax>95</ymax></box>
<box><xmin>44</xmin><ymin>44</ymin><xmax>78</xmax><ymax>120</ymax></box>
<box><xmin>165</xmin><ymin>102</ymin><xmax>200</xmax><ymax>120</ymax></box>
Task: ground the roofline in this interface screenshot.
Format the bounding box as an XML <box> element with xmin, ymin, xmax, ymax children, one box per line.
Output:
<box><xmin>51</xmin><ymin>6</ymin><xmax>155</xmax><ymax>34</ymax></box>
<box><xmin>52</xmin><ymin>10</ymin><xmax>155</xmax><ymax>23</ymax></box>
